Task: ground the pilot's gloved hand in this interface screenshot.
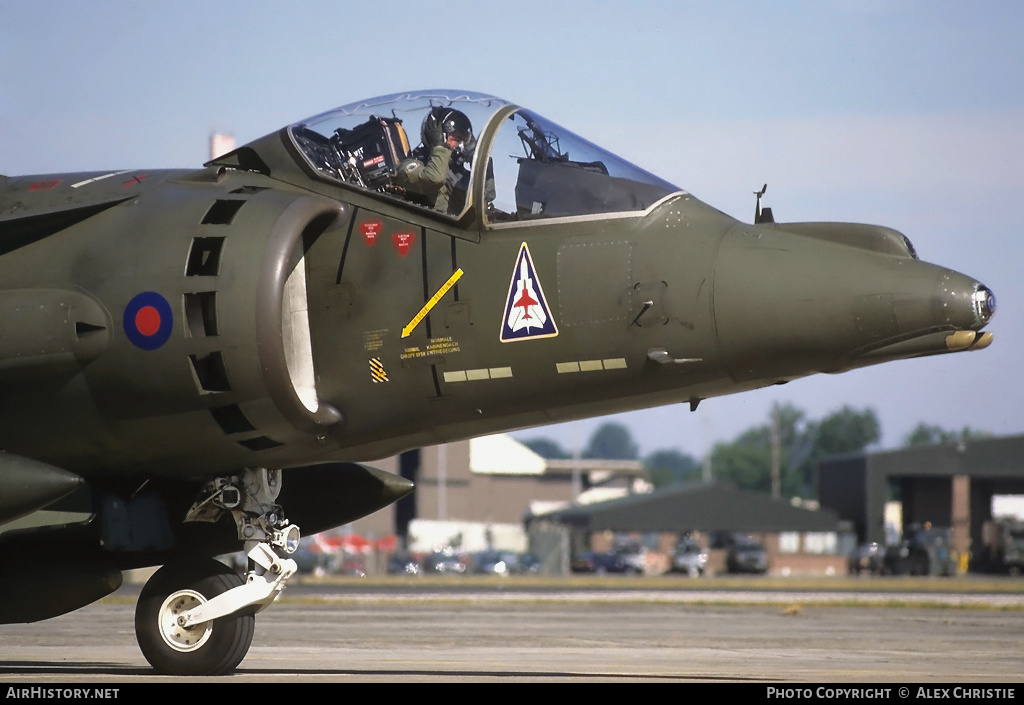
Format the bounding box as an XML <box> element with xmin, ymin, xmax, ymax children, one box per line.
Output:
<box><xmin>423</xmin><ymin>113</ymin><xmax>444</xmax><ymax>148</ymax></box>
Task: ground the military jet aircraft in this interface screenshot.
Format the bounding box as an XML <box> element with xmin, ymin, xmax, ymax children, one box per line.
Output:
<box><xmin>0</xmin><ymin>89</ymin><xmax>995</xmax><ymax>675</ymax></box>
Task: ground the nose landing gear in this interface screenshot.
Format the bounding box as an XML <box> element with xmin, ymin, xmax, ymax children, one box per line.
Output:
<box><xmin>134</xmin><ymin>468</ymin><xmax>299</xmax><ymax>675</ymax></box>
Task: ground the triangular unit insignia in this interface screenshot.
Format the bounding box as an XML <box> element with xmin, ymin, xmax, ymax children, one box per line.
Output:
<box><xmin>500</xmin><ymin>242</ymin><xmax>558</xmax><ymax>343</ymax></box>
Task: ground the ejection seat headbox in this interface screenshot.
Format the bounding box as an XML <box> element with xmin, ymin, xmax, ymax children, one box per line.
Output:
<box><xmin>331</xmin><ymin>116</ymin><xmax>410</xmax><ymax>188</ymax></box>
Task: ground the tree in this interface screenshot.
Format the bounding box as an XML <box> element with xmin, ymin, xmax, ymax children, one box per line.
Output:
<box><xmin>789</xmin><ymin>406</ymin><xmax>880</xmax><ymax>497</ymax></box>
<box><xmin>710</xmin><ymin>403</ymin><xmax>805</xmax><ymax>495</ymax></box>
<box><xmin>644</xmin><ymin>449</ymin><xmax>700</xmax><ymax>487</ymax></box>
<box><xmin>812</xmin><ymin>406</ymin><xmax>881</xmax><ymax>456</ymax></box>
<box><xmin>583</xmin><ymin>422</ymin><xmax>639</xmax><ymax>460</ymax></box>
<box><xmin>709</xmin><ymin>404</ymin><xmax>880</xmax><ymax>498</ymax></box>
<box><xmin>903</xmin><ymin>423</ymin><xmax>992</xmax><ymax>447</ymax></box>
<box><xmin>520</xmin><ymin>437</ymin><xmax>572</xmax><ymax>459</ymax></box>
<box><xmin>711</xmin><ymin>436</ymin><xmax>774</xmax><ymax>493</ymax></box>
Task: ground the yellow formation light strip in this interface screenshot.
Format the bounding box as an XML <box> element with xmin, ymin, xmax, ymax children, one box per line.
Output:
<box><xmin>402</xmin><ymin>268</ymin><xmax>464</xmax><ymax>339</ymax></box>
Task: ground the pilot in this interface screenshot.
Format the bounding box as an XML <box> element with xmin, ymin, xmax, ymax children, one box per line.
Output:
<box><xmin>395</xmin><ymin>107</ymin><xmax>473</xmax><ymax>213</ymax></box>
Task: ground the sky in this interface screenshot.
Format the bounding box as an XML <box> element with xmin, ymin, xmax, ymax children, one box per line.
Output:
<box><xmin>2</xmin><ymin>1</ymin><xmax>1022</xmax><ymax>459</ymax></box>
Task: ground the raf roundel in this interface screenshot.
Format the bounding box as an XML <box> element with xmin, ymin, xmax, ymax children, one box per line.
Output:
<box><xmin>123</xmin><ymin>292</ymin><xmax>173</xmax><ymax>350</ymax></box>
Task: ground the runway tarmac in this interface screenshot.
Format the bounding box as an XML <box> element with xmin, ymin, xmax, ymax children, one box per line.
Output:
<box><xmin>2</xmin><ymin>578</ymin><xmax>1023</xmax><ymax>683</ymax></box>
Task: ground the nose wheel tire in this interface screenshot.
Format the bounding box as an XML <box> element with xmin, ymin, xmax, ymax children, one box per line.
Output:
<box><xmin>135</xmin><ymin>558</ymin><xmax>255</xmax><ymax>676</ymax></box>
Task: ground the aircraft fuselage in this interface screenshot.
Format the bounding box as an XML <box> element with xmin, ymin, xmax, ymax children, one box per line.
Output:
<box><xmin>0</xmin><ymin>164</ymin><xmax>992</xmax><ymax>481</ymax></box>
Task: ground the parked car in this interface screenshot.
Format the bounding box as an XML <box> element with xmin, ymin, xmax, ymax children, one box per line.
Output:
<box><xmin>614</xmin><ymin>542</ymin><xmax>648</xmax><ymax>575</ymax></box>
<box><xmin>670</xmin><ymin>538</ymin><xmax>708</xmax><ymax>576</ymax></box>
<box><xmin>976</xmin><ymin>519</ymin><xmax>1024</xmax><ymax>575</ymax></box>
<box><xmin>726</xmin><ymin>537</ymin><xmax>769</xmax><ymax>574</ymax></box>
<box><xmin>387</xmin><ymin>551</ymin><xmax>421</xmax><ymax>576</ymax></box>
<box><xmin>517</xmin><ymin>552</ymin><xmax>542</xmax><ymax>574</ymax></box>
<box><xmin>848</xmin><ymin>542</ymin><xmax>885</xmax><ymax>575</ymax></box>
<box><xmin>421</xmin><ymin>549</ymin><xmax>467</xmax><ymax>575</ymax></box>
<box><xmin>472</xmin><ymin>550</ymin><xmax>520</xmax><ymax>575</ymax></box>
<box><xmin>570</xmin><ymin>550</ymin><xmax>640</xmax><ymax>575</ymax></box>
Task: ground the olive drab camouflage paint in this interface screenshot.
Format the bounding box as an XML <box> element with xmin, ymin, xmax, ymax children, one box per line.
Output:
<box><xmin>0</xmin><ymin>90</ymin><xmax>995</xmax><ymax>675</ymax></box>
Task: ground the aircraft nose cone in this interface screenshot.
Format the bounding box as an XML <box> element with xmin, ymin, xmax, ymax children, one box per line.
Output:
<box><xmin>710</xmin><ymin>227</ymin><xmax>996</xmax><ymax>381</ymax></box>
<box><xmin>975</xmin><ymin>285</ymin><xmax>996</xmax><ymax>325</ymax></box>
<box><xmin>939</xmin><ymin>272</ymin><xmax>996</xmax><ymax>330</ymax></box>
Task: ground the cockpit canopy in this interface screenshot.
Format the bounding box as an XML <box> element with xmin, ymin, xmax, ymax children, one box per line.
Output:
<box><xmin>287</xmin><ymin>90</ymin><xmax>681</xmax><ymax>224</ymax></box>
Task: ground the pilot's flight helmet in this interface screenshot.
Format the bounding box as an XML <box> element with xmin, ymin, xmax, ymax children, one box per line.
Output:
<box><xmin>422</xmin><ymin>107</ymin><xmax>472</xmax><ymax>148</ymax></box>
<box><xmin>441</xmin><ymin>109</ymin><xmax>472</xmax><ymax>144</ymax></box>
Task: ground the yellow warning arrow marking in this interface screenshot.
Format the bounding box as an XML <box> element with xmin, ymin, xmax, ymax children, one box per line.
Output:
<box><xmin>402</xmin><ymin>268</ymin><xmax>464</xmax><ymax>339</ymax></box>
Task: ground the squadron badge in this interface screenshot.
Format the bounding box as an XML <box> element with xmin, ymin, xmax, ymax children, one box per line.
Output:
<box><xmin>500</xmin><ymin>243</ymin><xmax>558</xmax><ymax>343</ymax></box>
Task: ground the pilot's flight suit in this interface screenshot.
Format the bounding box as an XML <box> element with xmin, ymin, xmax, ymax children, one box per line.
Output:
<box><xmin>395</xmin><ymin>145</ymin><xmax>457</xmax><ymax>211</ymax></box>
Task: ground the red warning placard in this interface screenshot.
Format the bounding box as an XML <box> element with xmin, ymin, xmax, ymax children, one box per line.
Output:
<box><xmin>360</xmin><ymin>219</ymin><xmax>382</xmax><ymax>245</ymax></box>
<box><xmin>392</xmin><ymin>232</ymin><xmax>415</xmax><ymax>256</ymax></box>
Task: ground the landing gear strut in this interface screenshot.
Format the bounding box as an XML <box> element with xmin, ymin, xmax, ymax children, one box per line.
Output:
<box><xmin>135</xmin><ymin>468</ymin><xmax>299</xmax><ymax>675</ymax></box>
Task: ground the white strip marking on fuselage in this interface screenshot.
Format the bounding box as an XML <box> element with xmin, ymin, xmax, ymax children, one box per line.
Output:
<box><xmin>71</xmin><ymin>170</ymin><xmax>132</xmax><ymax>188</ymax></box>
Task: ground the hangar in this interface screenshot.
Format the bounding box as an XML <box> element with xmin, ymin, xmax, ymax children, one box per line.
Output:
<box><xmin>818</xmin><ymin>434</ymin><xmax>1024</xmax><ymax>560</ymax></box>
<box><xmin>531</xmin><ymin>481</ymin><xmax>841</xmax><ymax>534</ymax></box>
<box><xmin>529</xmin><ymin>480</ymin><xmax>846</xmax><ymax>575</ymax></box>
